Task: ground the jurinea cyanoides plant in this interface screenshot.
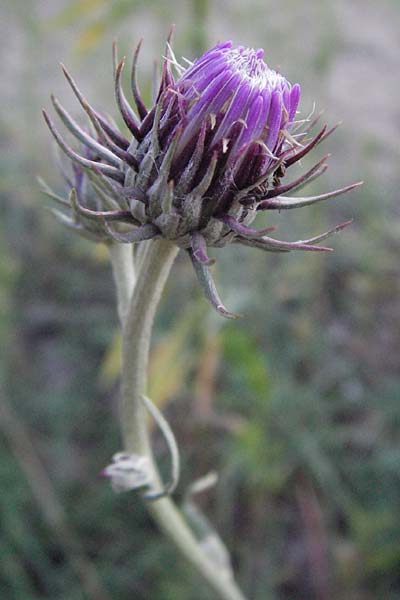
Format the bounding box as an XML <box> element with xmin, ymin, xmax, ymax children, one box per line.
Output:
<box><xmin>42</xmin><ymin>30</ymin><xmax>360</xmax><ymax>600</ymax></box>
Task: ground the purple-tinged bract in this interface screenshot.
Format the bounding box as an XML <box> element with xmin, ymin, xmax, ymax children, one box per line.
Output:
<box><xmin>42</xmin><ymin>34</ymin><xmax>361</xmax><ymax>317</ymax></box>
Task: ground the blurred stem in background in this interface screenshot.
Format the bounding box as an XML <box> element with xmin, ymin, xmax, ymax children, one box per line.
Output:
<box><xmin>191</xmin><ymin>0</ymin><xmax>209</xmax><ymax>55</ymax></box>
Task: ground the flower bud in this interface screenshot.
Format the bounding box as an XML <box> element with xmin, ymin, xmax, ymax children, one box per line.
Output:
<box><xmin>42</xmin><ymin>33</ymin><xmax>361</xmax><ymax>316</ymax></box>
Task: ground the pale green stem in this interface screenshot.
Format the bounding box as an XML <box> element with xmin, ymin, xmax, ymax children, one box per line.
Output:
<box><xmin>120</xmin><ymin>237</ymin><xmax>178</xmax><ymax>457</ymax></box>
<box><xmin>109</xmin><ymin>243</ymin><xmax>135</xmax><ymax>324</ymax></box>
<box><xmin>113</xmin><ymin>237</ymin><xmax>247</xmax><ymax>600</ymax></box>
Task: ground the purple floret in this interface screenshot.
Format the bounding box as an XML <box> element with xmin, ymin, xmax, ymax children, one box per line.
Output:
<box><xmin>175</xmin><ymin>41</ymin><xmax>300</xmax><ymax>167</ymax></box>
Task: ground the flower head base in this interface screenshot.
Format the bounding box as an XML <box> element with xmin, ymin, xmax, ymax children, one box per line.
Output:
<box><xmin>42</xmin><ymin>32</ymin><xmax>361</xmax><ymax>317</ymax></box>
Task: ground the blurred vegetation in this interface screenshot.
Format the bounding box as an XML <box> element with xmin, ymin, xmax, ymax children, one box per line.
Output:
<box><xmin>1</xmin><ymin>0</ymin><xmax>400</xmax><ymax>599</ymax></box>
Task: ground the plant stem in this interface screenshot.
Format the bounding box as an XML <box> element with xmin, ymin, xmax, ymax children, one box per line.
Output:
<box><xmin>109</xmin><ymin>243</ymin><xmax>136</xmax><ymax>324</ymax></box>
<box><xmin>118</xmin><ymin>237</ymin><xmax>247</xmax><ymax>600</ymax></box>
<box><xmin>191</xmin><ymin>0</ymin><xmax>209</xmax><ymax>55</ymax></box>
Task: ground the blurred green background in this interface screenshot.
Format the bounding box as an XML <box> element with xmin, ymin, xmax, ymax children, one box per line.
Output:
<box><xmin>1</xmin><ymin>0</ymin><xmax>400</xmax><ymax>598</ymax></box>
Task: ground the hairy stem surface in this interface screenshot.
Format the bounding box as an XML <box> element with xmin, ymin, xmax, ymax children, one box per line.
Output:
<box><xmin>117</xmin><ymin>237</ymin><xmax>246</xmax><ymax>600</ymax></box>
<box><xmin>109</xmin><ymin>243</ymin><xmax>135</xmax><ymax>324</ymax></box>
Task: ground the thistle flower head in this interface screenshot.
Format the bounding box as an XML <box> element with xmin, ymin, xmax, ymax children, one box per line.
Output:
<box><xmin>42</xmin><ymin>33</ymin><xmax>361</xmax><ymax>317</ymax></box>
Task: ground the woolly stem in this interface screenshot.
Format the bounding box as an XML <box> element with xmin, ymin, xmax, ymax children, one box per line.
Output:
<box><xmin>113</xmin><ymin>237</ymin><xmax>246</xmax><ymax>600</ymax></box>
<box><xmin>109</xmin><ymin>243</ymin><xmax>136</xmax><ymax>324</ymax></box>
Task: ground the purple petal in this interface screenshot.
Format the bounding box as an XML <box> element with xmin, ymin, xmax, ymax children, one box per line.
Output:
<box><xmin>264</xmin><ymin>90</ymin><xmax>283</xmax><ymax>151</ymax></box>
<box><xmin>288</xmin><ymin>84</ymin><xmax>301</xmax><ymax>123</ymax></box>
<box><xmin>213</xmin><ymin>81</ymin><xmax>254</xmax><ymax>142</ymax></box>
<box><xmin>178</xmin><ymin>71</ymin><xmax>242</xmax><ymax>152</ymax></box>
